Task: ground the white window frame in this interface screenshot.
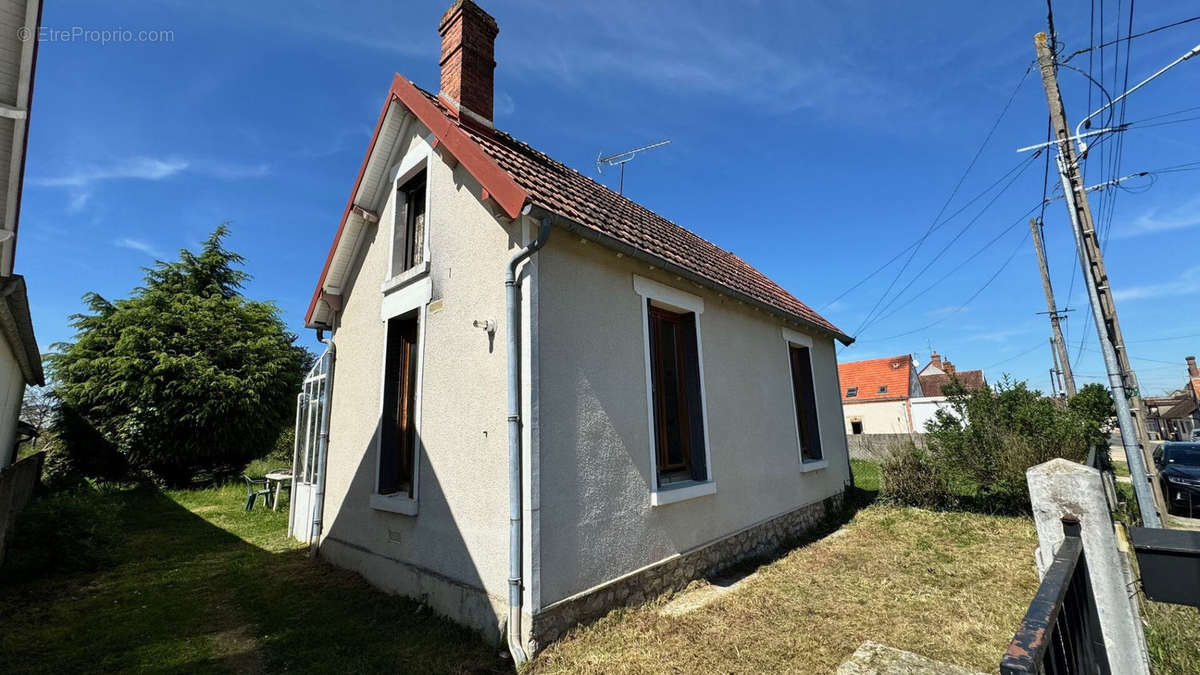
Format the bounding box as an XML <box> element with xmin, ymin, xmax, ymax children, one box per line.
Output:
<box><xmin>782</xmin><ymin>327</ymin><xmax>828</xmax><ymax>473</ymax></box>
<box><xmin>372</xmin><ymin>146</ymin><xmax>436</xmax><ymax>516</ymax></box>
<box><xmin>634</xmin><ymin>275</ymin><xmax>715</xmax><ymax>507</ymax></box>
<box><xmin>382</xmin><ymin>136</ymin><xmax>434</xmax><ymax>291</ymax></box>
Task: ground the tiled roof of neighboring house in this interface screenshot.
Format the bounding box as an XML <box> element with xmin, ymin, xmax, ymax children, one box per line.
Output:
<box><xmin>919</xmin><ymin>370</ymin><xmax>986</xmax><ymax>397</ymax></box>
<box><xmin>1162</xmin><ymin>397</ymin><xmax>1198</xmax><ymax>420</ymax></box>
<box><xmin>838</xmin><ymin>355</ymin><xmax>915</xmax><ymax>403</ymax></box>
<box><xmin>305</xmin><ymin>74</ymin><xmax>849</xmax><ymax>344</ymax></box>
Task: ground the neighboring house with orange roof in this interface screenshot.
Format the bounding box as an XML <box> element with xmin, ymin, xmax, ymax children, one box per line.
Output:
<box><xmin>290</xmin><ymin>1</ymin><xmax>853</xmax><ymax>659</ymax></box>
<box><xmin>838</xmin><ymin>355</ymin><xmax>924</xmax><ymax>435</ymax></box>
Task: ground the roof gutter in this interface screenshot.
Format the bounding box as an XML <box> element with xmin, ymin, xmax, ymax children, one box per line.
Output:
<box><xmin>527</xmin><ymin>205</ymin><xmax>854</xmax><ymax>346</ymax></box>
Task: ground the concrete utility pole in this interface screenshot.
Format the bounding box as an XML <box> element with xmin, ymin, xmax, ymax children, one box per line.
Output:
<box><xmin>1033</xmin><ymin>32</ymin><xmax>1163</xmax><ymax>527</ymax></box>
<box><xmin>1029</xmin><ymin>218</ymin><xmax>1076</xmax><ymax>397</ymax></box>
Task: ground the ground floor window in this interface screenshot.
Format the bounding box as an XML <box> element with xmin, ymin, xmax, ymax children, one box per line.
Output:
<box><xmin>850</xmin><ymin>419</ymin><xmax>864</xmax><ymax>435</ymax></box>
<box><xmin>648</xmin><ymin>303</ymin><xmax>708</xmax><ymax>486</ymax></box>
<box><xmin>788</xmin><ymin>343</ymin><xmax>822</xmax><ymax>462</ymax></box>
<box><xmin>380</xmin><ymin>313</ymin><xmax>419</xmax><ymax>497</ymax></box>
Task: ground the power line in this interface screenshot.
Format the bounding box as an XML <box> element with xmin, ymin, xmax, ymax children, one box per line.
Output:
<box><xmin>868</xmin><ymin>227</ymin><xmax>1033</xmax><ymax>343</ymax></box>
<box><xmin>819</xmin><ymin>153</ymin><xmax>1038</xmax><ymax>311</ymax></box>
<box><xmin>850</xmin><ymin>61</ymin><xmax>1034</xmax><ymax>338</ymax></box>
<box><xmin>1063</xmin><ymin>14</ymin><xmax>1200</xmax><ymax>62</ymax></box>
<box><xmin>855</xmin><ymin>154</ymin><xmax>1040</xmax><ymax>335</ymax></box>
<box><xmin>982</xmin><ymin>340</ymin><xmax>1049</xmax><ymax>371</ymax></box>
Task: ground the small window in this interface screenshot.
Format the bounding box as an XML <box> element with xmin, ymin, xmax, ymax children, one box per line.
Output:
<box><xmin>878</xmin><ymin>385</ymin><xmax>888</xmax><ymax>394</ymax></box>
<box><xmin>648</xmin><ymin>303</ymin><xmax>707</xmax><ymax>486</ymax></box>
<box><xmin>391</xmin><ymin>171</ymin><xmax>426</xmax><ymax>277</ymax></box>
<box><xmin>789</xmin><ymin>344</ymin><xmax>822</xmax><ymax>462</ymax></box>
<box><xmin>851</xmin><ymin>420</ymin><xmax>864</xmax><ymax>435</ymax></box>
<box><xmin>846</xmin><ymin>387</ymin><xmax>858</xmax><ymax>398</ymax></box>
<box><xmin>380</xmin><ymin>314</ymin><xmax>419</xmax><ymax>497</ymax></box>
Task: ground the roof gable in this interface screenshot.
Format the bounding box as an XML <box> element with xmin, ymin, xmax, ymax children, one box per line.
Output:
<box><xmin>838</xmin><ymin>355</ymin><xmax>914</xmax><ymax>402</ymax></box>
<box><xmin>306</xmin><ymin>75</ymin><xmax>848</xmax><ymax>344</ymax></box>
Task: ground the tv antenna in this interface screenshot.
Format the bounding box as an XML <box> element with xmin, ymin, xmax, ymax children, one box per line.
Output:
<box><xmin>596</xmin><ymin>139</ymin><xmax>671</xmax><ymax>195</ymax></box>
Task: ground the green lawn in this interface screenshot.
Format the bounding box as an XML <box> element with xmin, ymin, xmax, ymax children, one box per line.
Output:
<box><xmin>0</xmin><ymin>478</ymin><xmax>506</xmax><ymax>674</ymax></box>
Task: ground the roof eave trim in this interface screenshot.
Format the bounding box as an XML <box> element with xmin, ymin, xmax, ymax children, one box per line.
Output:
<box><xmin>529</xmin><ymin>204</ymin><xmax>853</xmax><ymax>346</ymax></box>
<box><xmin>0</xmin><ymin>276</ymin><xmax>43</xmax><ymax>385</ymax></box>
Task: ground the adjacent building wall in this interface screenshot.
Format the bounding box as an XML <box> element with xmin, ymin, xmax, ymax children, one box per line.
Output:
<box><xmin>842</xmin><ymin>399</ymin><xmax>913</xmax><ymax>435</ymax></box>
<box><xmin>535</xmin><ymin>236</ymin><xmax>850</xmax><ymax>607</ymax></box>
<box><xmin>0</xmin><ymin>334</ymin><xmax>24</xmax><ymax>467</ymax></box>
<box><xmin>317</xmin><ymin>120</ymin><xmax>523</xmax><ymax>641</ymax></box>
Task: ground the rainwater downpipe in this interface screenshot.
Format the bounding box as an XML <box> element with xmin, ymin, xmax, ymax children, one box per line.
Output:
<box><xmin>505</xmin><ymin>211</ymin><xmax>551</xmax><ymax>666</ymax></box>
<box><xmin>309</xmin><ymin>327</ymin><xmax>337</xmax><ymax>558</ymax></box>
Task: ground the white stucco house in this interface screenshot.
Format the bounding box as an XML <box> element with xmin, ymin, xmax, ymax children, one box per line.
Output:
<box><xmin>0</xmin><ymin>0</ymin><xmax>44</xmax><ymax>468</ymax></box>
<box><xmin>838</xmin><ymin>355</ymin><xmax>924</xmax><ymax>435</ymax></box>
<box><xmin>291</xmin><ymin>0</ymin><xmax>853</xmax><ymax>661</ymax></box>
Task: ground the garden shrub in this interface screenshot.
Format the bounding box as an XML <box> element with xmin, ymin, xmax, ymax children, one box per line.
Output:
<box><xmin>879</xmin><ymin>440</ymin><xmax>953</xmax><ymax>508</ymax></box>
<box><xmin>882</xmin><ymin>376</ymin><xmax>1116</xmax><ymax>513</ymax></box>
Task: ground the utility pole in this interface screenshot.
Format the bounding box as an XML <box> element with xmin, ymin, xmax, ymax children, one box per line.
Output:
<box><xmin>1029</xmin><ymin>217</ymin><xmax>1076</xmax><ymax>397</ymax></box>
<box><xmin>1033</xmin><ymin>32</ymin><xmax>1163</xmax><ymax>527</ymax></box>
<box><xmin>1049</xmin><ymin>337</ymin><xmax>1064</xmax><ymax>397</ymax></box>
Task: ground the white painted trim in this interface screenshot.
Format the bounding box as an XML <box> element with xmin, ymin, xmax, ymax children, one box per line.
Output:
<box><xmin>798</xmin><ymin>460</ymin><xmax>829</xmax><ymax>473</ymax></box>
<box><xmin>634</xmin><ymin>275</ymin><xmax>704</xmax><ymax>315</ymax></box>
<box><xmin>386</xmin><ymin>133</ymin><xmax>435</xmax><ymax>281</ymax></box>
<box><xmin>781</xmin><ymin>328</ymin><xmax>825</xmax><ymax>466</ymax></box>
<box><xmin>381</xmin><ymin>260</ymin><xmax>430</xmax><ymax>294</ymax></box>
<box><xmin>781</xmin><ymin>327</ymin><xmax>813</xmax><ymax>348</ymax></box>
<box><xmin>634</xmin><ymin>275</ymin><xmax>714</xmax><ymax>505</ymax></box>
<box><xmin>650</xmin><ymin>480</ymin><xmax>717</xmax><ymax>506</ymax></box>
<box><xmin>370</xmin><ymin>492</ymin><xmax>419</xmax><ymax>516</ymax></box>
<box><xmin>381</xmin><ymin>276</ymin><xmax>432</xmax><ymax>321</ymax></box>
<box><xmin>372</xmin><ymin>304</ymin><xmax>427</xmax><ymax>515</ymax></box>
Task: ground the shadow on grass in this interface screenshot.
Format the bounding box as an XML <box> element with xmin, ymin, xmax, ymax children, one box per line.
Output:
<box><xmin>0</xmin><ymin>485</ymin><xmax>508</xmax><ymax>674</ymax></box>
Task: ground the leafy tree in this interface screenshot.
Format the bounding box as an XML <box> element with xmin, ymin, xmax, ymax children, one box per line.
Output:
<box><xmin>1067</xmin><ymin>382</ymin><xmax>1116</xmax><ymax>445</ymax></box>
<box><xmin>46</xmin><ymin>225</ymin><xmax>309</xmax><ymax>486</ymax></box>
<box><xmin>19</xmin><ymin>385</ymin><xmax>55</xmax><ymax>451</ymax></box>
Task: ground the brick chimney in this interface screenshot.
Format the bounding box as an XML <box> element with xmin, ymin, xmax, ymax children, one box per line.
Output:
<box><xmin>943</xmin><ymin>360</ymin><xmax>956</xmax><ymax>375</ymax></box>
<box><xmin>930</xmin><ymin>351</ymin><xmax>942</xmax><ymax>370</ymax></box>
<box><xmin>438</xmin><ymin>0</ymin><xmax>499</xmax><ymax>127</ymax></box>
<box><xmin>1188</xmin><ymin>355</ymin><xmax>1198</xmax><ymax>377</ymax></box>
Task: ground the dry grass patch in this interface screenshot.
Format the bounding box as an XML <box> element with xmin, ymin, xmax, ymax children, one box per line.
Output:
<box><xmin>532</xmin><ymin>505</ymin><xmax>1038</xmax><ymax>674</ymax></box>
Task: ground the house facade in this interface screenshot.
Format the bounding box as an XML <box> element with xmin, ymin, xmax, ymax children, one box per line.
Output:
<box><xmin>912</xmin><ymin>351</ymin><xmax>985</xmax><ymax>430</ymax></box>
<box><xmin>838</xmin><ymin>355</ymin><xmax>924</xmax><ymax>435</ymax></box>
<box><xmin>1144</xmin><ymin>356</ymin><xmax>1200</xmax><ymax>441</ymax></box>
<box><xmin>293</xmin><ymin>0</ymin><xmax>853</xmax><ymax>660</ymax></box>
<box><xmin>0</xmin><ymin>0</ymin><xmax>43</xmax><ymax>468</ymax></box>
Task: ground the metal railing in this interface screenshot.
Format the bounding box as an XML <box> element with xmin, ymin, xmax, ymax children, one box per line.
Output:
<box><xmin>1001</xmin><ymin>519</ymin><xmax>1111</xmax><ymax>674</ymax></box>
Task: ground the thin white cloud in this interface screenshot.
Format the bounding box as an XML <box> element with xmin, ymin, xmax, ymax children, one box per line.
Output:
<box><xmin>1113</xmin><ymin>266</ymin><xmax>1200</xmax><ymax>302</ymax></box>
<box><xmin>1116</xmin><ymin>198</ymin><xmax>1200</xmax><ymax>239</ymax></box>
<box><xmin>34</xmin><ymin>157</ymin><xmax>189</xmax><ymax>188</ymax></box>
<box><xmin>114</xmin><ymin>237</ymin><xmax>164</xmax><ymax>259</ymax></box>
<box><xmin>65</xmin><ymin>190</ymin><xmax>91</xmax><ymax>214</ymax></box>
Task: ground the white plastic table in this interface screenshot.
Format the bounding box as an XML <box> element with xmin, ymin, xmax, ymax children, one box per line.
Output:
<box><xmin>264</xmin><ymin>470</ymin><xmax>292</xmax><ymax>511</ymax></box>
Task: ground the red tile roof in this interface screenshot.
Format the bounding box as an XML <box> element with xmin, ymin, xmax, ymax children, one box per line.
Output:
<box><xmin>415</xmin><ymin>88</ymin><xmax>846</xmax><ymax>341</ymax></box>
<box><xmin>305</xmin><ymin>74</ymin><xmax>848</xmax><ymax>343</ymax></box>
<box><xmin>919</xmin><ymin>370</ymin><xmax>986</xmax><ymax>397</ymax></box>
<box><xmin>838</xmin><ymin>355</ymin><xmax>915</xmax><ymax>403</ymax></box>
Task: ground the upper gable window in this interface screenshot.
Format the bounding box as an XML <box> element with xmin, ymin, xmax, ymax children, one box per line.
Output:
<box><xmin>878</xmin><ymin>385</ymin><xmax>888</xmax><ymax>394</ymax></box>
<box><xmin>391</xmin><ymin>170</ymin><xmax>426</xmax><ymax>278</ymax></box>
<box><xmin>846</xmin><ymin>387</ymin><xmax>858</xmax><ymax>398</ymax></box>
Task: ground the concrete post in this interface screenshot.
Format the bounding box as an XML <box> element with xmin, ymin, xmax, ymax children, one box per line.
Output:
<box><xmin>1026</xmin><ymin>458</ymin><xmax>1149</xmax><ymax>675</ymax></box>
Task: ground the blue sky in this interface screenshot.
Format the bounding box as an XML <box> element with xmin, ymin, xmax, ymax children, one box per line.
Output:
<box><xmin>17</xmin><ymin>1</ymin><xmax>1200</xmax><ymax>395</ymax></box>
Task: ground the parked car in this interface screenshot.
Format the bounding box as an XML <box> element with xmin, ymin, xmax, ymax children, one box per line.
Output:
<box><xmin>1154</xmin><ymin>442</ymin><xmax>1200</xmax><ymax>517</ymax></box>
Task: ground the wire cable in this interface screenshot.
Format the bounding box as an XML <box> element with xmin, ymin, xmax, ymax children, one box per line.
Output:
<box><xmin>849</xmin><ymin>61</ymin><xmax>1034</xmax><ymax>338</ymax></box>
<box><xmin>1062</xmin><ymin>14</ymin><xmax>1200</xmax><ymax>62</ymax></box>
